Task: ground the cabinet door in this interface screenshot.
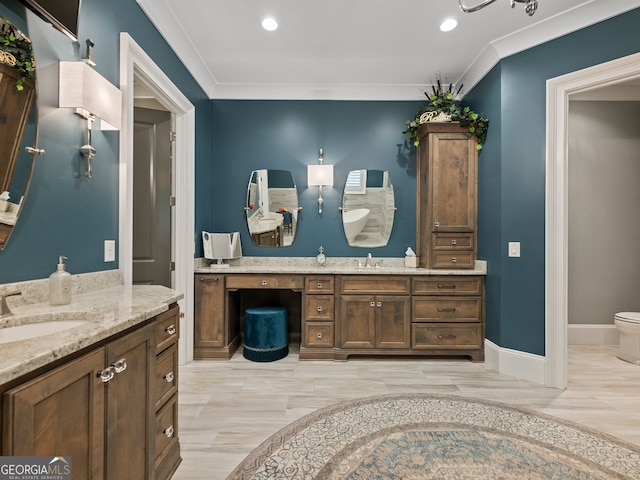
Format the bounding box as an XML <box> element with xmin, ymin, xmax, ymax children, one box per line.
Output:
<box><xmin>430</xmin><ymin>132</ymin><xmax>477</xmax><ymax>231</ymax></box>
<box><xmin>105</xmin><ymin>323</ymin><xmax>155</xmax><ymax>480</ymax></box>
<box><xmin>195</xmin><ymin>275</ymin><xmax>226</xmax><ymax>350</ymax></box>
<box><xmin>3</xmin><ymin>349</ymin><xmax>106</xmax><ymax>479</ymax></box>
<box><xmin>375</xmin><ymin>295</ymin><xmax>411</xmax><ymax>349</ymax></box>
<box><xmin>339</xmin><ymin>295</ymin><xmax>375</xmax><ymax>348</ymax></box>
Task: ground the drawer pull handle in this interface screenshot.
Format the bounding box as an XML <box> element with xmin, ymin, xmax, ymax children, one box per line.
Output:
<box><xmin>438</xmin><ymin>308</ymin><xmax>457</xmax><ymax>313</ymax></box>
<box><xmin>261</xmin><ymin>280</ymin><xmax>267</xmax><ymax>286</ymax></box>
<box><xmin>165</xmin><ymin>371</ymin><xmax>174</xmax><ymax>383</ymax></box>
<box><xmin>317</xmin><ymin>282</ymin><xmax>323</xmax><ymax>289</ymax></box>
<box><xmin>438</xmin><ymin>334</ymin><xmax>457</xmax><ymax>340</ymax></box>
<box><xmin>451</xmin><ymin>239</ymin><xmax>457</xmax><ymax>245</ymax></box>
<box><xmin>200</xmin><ymin>277</ymin><xmax>219</xmax><ymax>282</ymax></box>
<box><xmin>316</xmin><ymin>332</ymin><xmax>322</xmax><ymax>339</ymax></box>
<box><xmin>113</xmin><ymin>358</ymin><xmax>127</xmax><ymax>373</ymax></box>
<box><xmin>451</xmin><ymin>257</ymin><xmax>457</xmax><ymax>263</ymax></box>
<box><xmin>377</xmin><ymin>301</ymin><xmax>382</xmax><ymax>307</ymax></box>
<box><xmin>437</xmin><ymin>284</ymin><xmax>456</xmax><ymax>289</ymax></box>
<box><xmin>317</xmin><ymin>306</ymin><xmax>322</xmax><ymax>312</ymax></box>
<box><xmin>370</xmin><ymin>301</ymin><xmax>375</xmax><ymax>307</ymax></box>
<box><xmin>166</xmin><ymin>325</ymin><xmax>176</xmax><ymax>335</ymax></box>
<box><xmin>164</xmin><ymin>425</ymin><xmax>174</xmax><ymax>438</ymax></box>
<box><xmin>98</xmin><ymin>366</ymin><xmax>115</xmax><ymax>383</ymax></box>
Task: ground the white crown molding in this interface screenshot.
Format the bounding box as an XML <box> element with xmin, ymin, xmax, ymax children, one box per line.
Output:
<box><xmin>458</xmin><ymin>0</ymin><xmax>640</xmax><ymax>96</ymax></box>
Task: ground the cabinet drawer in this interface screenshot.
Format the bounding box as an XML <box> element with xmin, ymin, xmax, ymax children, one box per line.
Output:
<box><xmin>226</xmin><ymin>274</ymin><xmax>304</xmax><ymax>290</ymax></box>
<box><xmin>432</xmin><ymin>232</ymin><xmax>474</xmax><ymax>250</ymax></box>
<box><xmin>412</xmin><ymin>323</ymin><xmax>482</xmax><ymax>349</ymax></box>
<box><xmin>340</xmin><ymin>276</ymin><xmax>410</xmax><ymax>295</ymax></box>
<box><xmin>156</xmin><ymin>307</ymin><xmax>180</xmax><ymax>354</ymax></box>
<box><xmin>304</xmin><ymin>322</ymin><xmax>334</xmax><ymax>348</ymax></box>
<box><xmin>305</xmin><ymin>276</ymin><xmax>334</xmax><ymax>294</ymax></box>
<box><xmin>155</xmin><ymin>395</ymin><xmax>179</xmax><ymax>463</ymax></box>
<box><xmin>155</xmin><ymin>343</ymin><xmax>178</xmax><ymax>411</ymax></box>
<box><xmin>412</xmin><ymin>297</ymin><xmax>481</xmax><ymax>323</ymax></box>
<box><xmin>430</xmin><ymin>250</ymin><xmax>475</xmax><ymax>269</ymax></box>
<box><xmin>305</xmin><ymin>295</ymin><xmax>334</xmax><ymax>321</ymax></box>
<box><xmin>413</xmin><ymin>277</ymin><xmax>482</xmax><ymax>295</ymax></box>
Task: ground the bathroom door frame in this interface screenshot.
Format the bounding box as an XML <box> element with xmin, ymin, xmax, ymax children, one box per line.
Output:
<box><xmin>546</xmin><ymin>51</ymin><xmax>640</xmax><ymax>389</ymax></box>
<box><xmin>119</xmin><ymin>33</ymin><xmax>196</xmax><ymax>364</ymax></box>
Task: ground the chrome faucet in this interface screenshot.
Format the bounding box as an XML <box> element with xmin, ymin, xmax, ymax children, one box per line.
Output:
<box><xmin>0</xmin><ymin>291</ymin><xmax>21</xmax><ymax>318</ymax></box>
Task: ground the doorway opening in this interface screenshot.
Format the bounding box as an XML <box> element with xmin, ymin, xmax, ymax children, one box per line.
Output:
<box><xmin>546</xmin><ymin>51</ymin><xmax>640</xmax><ymax>389</ymax></box>
<box><xmin>119</xmin><ymin>33</ymin><xmax>196</xmax><ymax>364</ymax></box>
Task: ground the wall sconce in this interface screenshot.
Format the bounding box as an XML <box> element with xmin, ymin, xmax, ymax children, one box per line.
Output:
<box><xmin>307</xmin><ymin>148</ymin><xmax>333</xmax><ymax>214</ymax></box>
<box><xmin>58</xmin><ymin>41</ymin><xmax>121</xmax><ymax>178</ymax></box>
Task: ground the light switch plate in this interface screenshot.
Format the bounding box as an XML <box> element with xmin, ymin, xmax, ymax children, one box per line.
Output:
<box><xmin>508</xmin><ymin>242</ymin><xmax>521</xmax><ymax>258</ymax></box>
<box><xmin>104</xmin><ymin>240</ymin><xmax>116</xmax><ymax>262</ymax></box>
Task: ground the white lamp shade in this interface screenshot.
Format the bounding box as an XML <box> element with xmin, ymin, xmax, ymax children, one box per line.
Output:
<box><xmin>59</xmin><ymin>61</ymin><xmax>122</xmax><ymax>130</ymax></box>
<box><xmin>307</xmin><ymin>164</ymin><xmax>333</xmax><ymax>187</ymax></box>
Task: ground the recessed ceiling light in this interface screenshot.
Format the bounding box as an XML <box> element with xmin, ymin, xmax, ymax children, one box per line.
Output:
<box><xmin>440</xmin><ymin>18</ymin><xmax>458</xmax><ymax>32</ymax></box>
<box><xmin>261</xmin><ymin>17</ymin><xmax>278</xmax><ymax>31</ymax></box>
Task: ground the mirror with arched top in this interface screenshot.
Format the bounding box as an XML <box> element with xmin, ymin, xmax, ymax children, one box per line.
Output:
<box><xmin>341</xmin><ymin>169</ymin><xmax>395</xmax><ymax>247</ymax></box>
<box><xmin>245</xmin><ymin>169</ymin><xmax>299</xmax><ymax>247</ymax></box>
<box><xmin>0</xmin><ymin>7</ymin><xmax>38</xmax><ymax>250</ymax></box>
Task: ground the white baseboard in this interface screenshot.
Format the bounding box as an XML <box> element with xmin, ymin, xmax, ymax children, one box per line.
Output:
<box><xmin>568</xmin><ymin>324</ymin><xmax>619</xmax><ymax>346</ymax></box>
<box><xmin>484</xmin><ymin>339</ymin><xmax>546</xmax><ymax>385</ymax></box>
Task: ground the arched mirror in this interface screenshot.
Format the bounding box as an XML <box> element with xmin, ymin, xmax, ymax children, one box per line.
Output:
<box><xmin>341</xmin><ymin>169</ymin><xmax>395</xmax><ymax>247</ymax></box>
<box><xmin>0</xmin><ymin>10</ymin><xmax>38</xmax><ymax>250</ymax></box>
<box><xmin>245</xmin><ymin>169</ymin><xmax>299</xmax><ymax>247</ymax></box>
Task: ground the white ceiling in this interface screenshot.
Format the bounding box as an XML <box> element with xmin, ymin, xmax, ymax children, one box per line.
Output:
<box><xmin>136</xmin><ymin>0</ymin><xmax>640</xmax><ymax>101</ymax></box>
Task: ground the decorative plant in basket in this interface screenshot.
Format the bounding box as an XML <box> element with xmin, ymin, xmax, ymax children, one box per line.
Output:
<box><xmin>404</xmin><ymin>82</ymin><xmax>489</xmax><ymax>150</ymax></box>
<box><xmin>0</xmin><ymin>17</ymin><xmax>35</xmax><ymax>90</ymax></box>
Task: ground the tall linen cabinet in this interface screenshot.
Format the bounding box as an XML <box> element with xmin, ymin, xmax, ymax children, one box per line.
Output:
<box><xmin>415</xmin><ymin>122</ymin><xmax>478</xmax><ymax>269</ymax></box>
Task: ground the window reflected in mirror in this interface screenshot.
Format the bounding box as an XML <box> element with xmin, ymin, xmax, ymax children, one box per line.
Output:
<box><xmin>341</xmin><ymin>169</ymin><xmax>395</xmax><ymax>247</ymax></box>
<box><xmin>245</xmin><ymin>169</ymin><xmax>299</xmax><ymax>247</ymax></box>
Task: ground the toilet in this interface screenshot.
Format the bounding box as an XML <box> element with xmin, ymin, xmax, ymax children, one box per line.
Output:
<box><xmin>614</xmin><ymin>312</ymin><xmax>640</xmax><ymax>365</ymax></box>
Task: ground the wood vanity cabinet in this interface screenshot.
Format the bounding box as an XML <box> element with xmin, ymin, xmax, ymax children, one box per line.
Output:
<box><xmin>336</xmin><ymin>276</ymin><xmax>411</xmax><ymax>357</ymax></box>
<box><xmin>1</xmin><ymin>305</ymin><xmax>181</xmax><ymax>480</ymax></box>
<box><xmin>416</xmin><ymin>122</ymin><xmax>478</xmax><ymax>269</ymax></box>
<box><xmin>194</xmin><ymin>274</ymin><xmax>234</xmax><ymax>359</ymax></box>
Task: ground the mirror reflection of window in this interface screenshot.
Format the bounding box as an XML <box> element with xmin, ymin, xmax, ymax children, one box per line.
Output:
<box><xmin>341</xmin><ymin>169</ymin><xmax>395</xmax><ymax>248</ymax></box>
<box><xmin>245</xmin><ymin>169</ymin><xmax>299</xmax><ymax>247</ymax></box>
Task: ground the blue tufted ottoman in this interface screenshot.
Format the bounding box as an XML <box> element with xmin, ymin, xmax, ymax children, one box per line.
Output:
<box><xmin>243</xmin><ymin>307</ymin><xmax>289</xmax><ymax>362</ymax></box>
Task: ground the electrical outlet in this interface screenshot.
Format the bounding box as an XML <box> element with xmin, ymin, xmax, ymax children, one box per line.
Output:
<box><xmin>508</xmin><ymin>242</ymin><xmax>521</xmax><ymax>258</ymax></box>
<box><xmin>104</xmin><ymin>240</ymin><xmax>116</xmax><ymax>262</ymax></box>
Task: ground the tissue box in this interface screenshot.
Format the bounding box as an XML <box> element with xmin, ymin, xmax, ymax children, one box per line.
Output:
<box><xmin>0</xmin><ymin>200</ymin><xmax>9</xmax><ymax>212</ymax></box>
<box><xmin>405</xmin><ymin>256</ymin><xmax>417</xmax><ymax>268</ymax></box>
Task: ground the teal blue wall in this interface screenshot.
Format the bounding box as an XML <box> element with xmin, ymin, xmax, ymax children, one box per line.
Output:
<box><xmin>0</xmin><ymin>0</ymin><xmax>210</xmax><ymax>283</ymax></box>
<box><xmin>208</xmin><ymin>100</ymin><xmax>421</xmax><ymax>258</ymax></box>
<box><xmin>464</xmin><ymin>8</ymin><xmax>640</xmax><ymax>355</ymax></box>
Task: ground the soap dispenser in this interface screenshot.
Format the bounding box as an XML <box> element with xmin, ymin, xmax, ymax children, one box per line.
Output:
<box><xmin>49</xmin><ymin>256</ymin><xmax>72</xmax><ymax>305</ymax></box>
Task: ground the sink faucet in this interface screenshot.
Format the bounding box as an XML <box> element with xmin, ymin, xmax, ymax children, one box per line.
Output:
<box><xmin>366</xmin><ymin>252</ymin><xmax>373</xmax><ymax>268</ymax></box>
<box><xmin>0</xmin><ymin>291</ymin><xmax>21</xmax><ymax>318</ymax></box>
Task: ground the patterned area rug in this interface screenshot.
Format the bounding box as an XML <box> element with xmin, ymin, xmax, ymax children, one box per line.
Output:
<box><xmin>227</xmin><ymin>394</ymin><xmax>640</xmax><ymax>479</ymax></box>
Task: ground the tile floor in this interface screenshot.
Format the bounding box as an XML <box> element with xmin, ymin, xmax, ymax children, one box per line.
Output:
<box><xmin>172</xmin><ymin>345</ymin><xmax>640</xmax><ymax>479</ymax></box>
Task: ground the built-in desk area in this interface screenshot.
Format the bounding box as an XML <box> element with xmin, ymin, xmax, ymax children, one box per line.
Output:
<box><xmin>194</xmin><ymin>257</ymin><xmax>487</xmax><ymax>362</ymax></box>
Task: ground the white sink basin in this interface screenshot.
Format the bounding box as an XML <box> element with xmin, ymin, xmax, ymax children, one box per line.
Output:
<box><xmin>0</xmin><ymin>320</ymin><xmax>88</xmax><ymax>344</ymax></box>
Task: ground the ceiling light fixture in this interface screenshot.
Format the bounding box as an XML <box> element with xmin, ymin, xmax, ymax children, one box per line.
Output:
<box><xmin>439</xmin><ymin>18</ymin><xmax>458</xmax><ymax>32</ymax></box>
<box><xmin>261</xmin><ymin>17</ymin><xmax>278</xmax><ymax>31</ymax></box>
<box><xmin>459</xmin><ymin>0</ymin><xmax>538</xmax><ymax>16</ymax></box>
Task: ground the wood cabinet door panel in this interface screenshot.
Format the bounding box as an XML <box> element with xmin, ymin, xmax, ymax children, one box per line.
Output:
<box><xmin>156</xmin><ymin>305</ymin><xmax>180</xmax><ymax>353</ymax></box>
<box><xmin>432</xmin><ymin>232</ymin><xmax>474</xmax><ymax>250</ymax></box>
<box><xmin>155</xmin><ymin>343</ymin><xmax>178</xmax><ymax>411</ymax></box>
<box><xmin>430</xmin><ymin>251</ymin><xmax>475</xmax><ymax>269</ymax></box>
<box><xmin>340</xmin><ymin>276</ymin><xmax>410</xmax><ymax>295</ymax></box>
<box><xmin>195</xmin><ymin>275</ymin><xmax>225</xmax><ymax>348</ymax></box>
<box><xmin>412</xmin><ymin>297</ymin><xmax>481</xmax><ymax>322</ymax></box>
<box><xmin>339</xmin><ymin>295</ymin><xmax>376</xmax><ymax>348</ymax></box>
<box><xmin>304</xmin><ymin>295</ymin><xmax>334</xmax><ymax>321</ymax></box>
<box><xmin>305</xmin><ymin>276</ymin><xmax>334</xmax><ymax>294</ymax></box>
<box><xmin>226</xmin><ymin>274</ymin><xmax>304</xmax><ymax>290</ymax></box>
<box><xmin>304</xmin><ymin>322</ymin><xmax>335</xmax><ymax>348</ymax></box>
<box><xmin>3</xmin><ymin>349</ymin><xmax>105</xmax><ymax>479</ymax></box>
<box><xmin>155</xmin><ymin>395</ymin><xmax>179</xmax><ymax>469</ymax></box>
<box><xmin>375</xmin><ymin>296</ymin><xmax>411</xmax><ymax>348</ymax></box>
<box><xmin>105</xmin><ymin>324</ymin><xmax>155</xmax><ymax>480</ymax></box>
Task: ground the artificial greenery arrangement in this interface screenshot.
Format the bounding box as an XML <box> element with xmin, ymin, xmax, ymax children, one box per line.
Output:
<box><xmin>0</xmin><ymin>17</ymin><xmax>35</xmax><ymax>91</ymax></box>
<box><xmin>404</xmin><ymin>82</ymin><xmax>489</xmax><ymax>150</ymax></box>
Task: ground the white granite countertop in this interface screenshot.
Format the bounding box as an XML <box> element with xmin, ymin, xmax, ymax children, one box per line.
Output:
<box><xmin>0</xmin><ymin>284</ymin><xmax>183</xmax><ymax>385</ymax></box>
<box><xmin>194</xmin><ymin>257</ymin><xmax>487</xmax><ymax>276</ymax></box>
